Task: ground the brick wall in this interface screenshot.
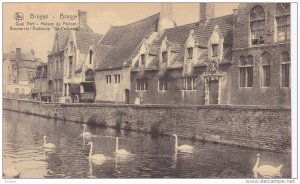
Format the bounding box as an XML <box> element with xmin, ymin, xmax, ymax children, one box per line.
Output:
<box><xmin>3</xmin><ymin>98</ymin><xmax>291</xmax><ymax>152</ymax></box>
<box><xmin>231</xmin><ymin>45</ymin><xmax>290</xmax><ymax>105</ymax></box>
<box><xmin>231</xmin><ymin>3</ymin><xmax>291</xmax><ymax>106</ymax></box>
<box><xmin>130</xmin><ymin>65</ymin><xmax>232</xmax><ymax>105</ymax></box>
<box><xmin>233</xmin><ymin>3</ymin><xmax>280</xmax><ymax>49</ymax></box>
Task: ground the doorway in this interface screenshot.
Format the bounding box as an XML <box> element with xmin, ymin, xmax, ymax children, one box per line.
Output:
<box><xmin>209</xmin><ymin>80</ymin><xmax>219</xmax><ymax>104</ymax></box>
<box><xmin>125</xmin><ymin>89</ymin><xmax>130</xmax><ymax>104</ymax></box>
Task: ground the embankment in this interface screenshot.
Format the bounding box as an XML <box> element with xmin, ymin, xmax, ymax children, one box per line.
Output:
<box><xmin>3</xmin><ymin>98</ymin><xmax>291</xmax><ymax>152</ymax></box>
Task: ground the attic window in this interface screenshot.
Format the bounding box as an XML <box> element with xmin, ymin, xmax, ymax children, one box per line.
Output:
<box><xmin>212</xmin><ymin>44</ymin><xmax>218</xmax><ymax>57</ymax></box>
<box><xmin>162</xmin><ymin>51</ymin><xmax>168</xmax><ymax>63</ymax></box>
<box><xmin>89</xmin><ymin>50</ymin><xmax>93</xmax><ymax>64</ymax></box>
<box><xmin>70</xmin><ymin>41</ymin><xmax>74</xmax><ymax>53</ymax></box>
<box><xmin>187</xmin><ymin>47</ymin><xmax>193</xmax><ymax>59</ymax></box>
<box><xmin>141</xmin><ymin>54</ymin><xmax>146</xmax><ymax>65</ymax></box>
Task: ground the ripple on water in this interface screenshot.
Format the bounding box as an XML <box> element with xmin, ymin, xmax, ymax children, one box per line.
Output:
<box><xmin>3</xmin><ymin>110</ymin><xmax>291</xmax><ymax>178</ymax></box>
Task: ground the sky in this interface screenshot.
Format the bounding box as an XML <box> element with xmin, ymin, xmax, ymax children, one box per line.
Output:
<box><xmin>3</xmin><ymin>3</ymin><xmax>239</xmax><ymax>62</ymax></box>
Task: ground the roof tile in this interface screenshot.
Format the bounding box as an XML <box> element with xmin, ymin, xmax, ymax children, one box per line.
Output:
<box><xmin>95</xmin><ymin>13</ymin><xmax>160</xmax><ymax>70</ymax></box>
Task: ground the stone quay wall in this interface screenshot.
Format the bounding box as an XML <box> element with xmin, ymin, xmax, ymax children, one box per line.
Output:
<box><xmin>3</xmin><ymin>98</ymin><xmax>291</xmax><ymax>152</ymax></box>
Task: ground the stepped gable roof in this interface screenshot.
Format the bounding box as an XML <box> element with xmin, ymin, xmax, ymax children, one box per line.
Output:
<box><xmin>75</xmin><ymin>32</ymin><xmax>103</xmax><ymax>54</ymax></box>
<box><xmin>95</xmin><ymin>13</ymin><xmax>160</xmax><ymax>71</ymax></box>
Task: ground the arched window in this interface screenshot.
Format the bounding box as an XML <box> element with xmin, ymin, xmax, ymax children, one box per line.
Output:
<box><xmin>85</xmin><ymin>69</ymin><xmax>95</xmax><ymax>81</ymax></box>
<box><xmin>276</xmin><ymin>3</ymin><xmax>290</xmax><ymax>42</ymax></box>
<box><xmin>250</xmin><ymin>5</ymin><xmax>265</xmax><ymax>45</ymax></box>
<box><xmin>89</xmin><ymin>50</ymin><xmax>93</xmax><ymax>64</ymax></box>
<box><xmin>239</xmin><ymin>55</ymin><xmax>253</xmax><ymax>87</ymax></box>
<box><xmin>281</xmin><ymin>51</ymin><xmax>290</xmax><ymax>87</ymax></box>
<box><xmin>260</xmin><ymin>52</ymin><xmax>271</xmax><ymax>87</ymax></box>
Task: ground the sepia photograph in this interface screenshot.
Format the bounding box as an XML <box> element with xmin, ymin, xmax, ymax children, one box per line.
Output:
<box><xmin>1</xmin><ymin>1</ymin><xmax>297</xmax><ymax>183</ymax></box>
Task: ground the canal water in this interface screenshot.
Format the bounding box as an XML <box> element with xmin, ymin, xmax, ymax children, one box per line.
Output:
<box><xmin>3</xmin><ymin>110</ymin><xmax>291</xmax><ymax>178</ymax></box>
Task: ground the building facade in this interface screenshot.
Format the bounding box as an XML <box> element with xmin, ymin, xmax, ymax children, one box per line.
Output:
<box><xmin>47</xmin><ymin>10</ymin><xmax>102</xmax><ymax>103</ymax></box>
<box><xmin>93</xmin><ymin>3</ymin><xmax>176</xmax><ymax>104</ymax></box>
<box><xmin>131</xmin><ymin>3</ymin><xmax>233</xmax><ymax>105</ymax></box>
<box><xmin>31</xmin><ymin>63</ymin><xmax>50</xmax><ymax>101</ymax></box>
<box><xmin>129</xmin><ymin>3</ymin><xmax>290</xmax><ymax>106</ymax></box>
<box><xmin>41</xmin><ymin>3</ymin><xmax>291</xmax><ymax>106</ymax></box>
<box><xmin>3</xmin><ymin>48</ymin><xmax>39</xmax><ymax>98</ymax></box>
<box><xmin>230</xmin><ymin>3</ymin><xmax>290</xmax><ymax>106</ymax></box>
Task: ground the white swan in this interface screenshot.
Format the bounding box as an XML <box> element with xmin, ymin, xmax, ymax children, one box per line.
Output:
<box><xmin>43</xmin><ymin>135</ymin><xmax>56</xmax><ymax>149</ymax></box>
<box><xmin>115</xmin><ymin>137</ymin><xmax>130</xmax><ymax>156</ymax></box>
<box><xmin>87</xmin><ymin>141</ymin><xmax>108</xmax><ymax>165</ymax></box>
<box><xmin>3</xmin><ymin>167</ymin><xmax>20</xmax><ymax>178</ymax></box>
<box><xmin>82</xmin><ymin>124</ymin><xmax>92</xmax><ymax>138</ymax></box>
<box><xmin>253</xmin><ymin>153</ymin><xmax>283</xmax><ymax>178</ymax></box>
<box><xmin>172</xmin><ymin>134</ymin><xmax>194</xmax><ymax>153</ymax></box>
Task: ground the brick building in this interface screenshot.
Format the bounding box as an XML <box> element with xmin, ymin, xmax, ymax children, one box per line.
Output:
<box><xmin>230</xmin><ymin>3</ymin><xmax>290</xmax><ymax>105</ymax></box>
<box><xmin>43</xmin><ymin>3</ymin><xmax>290</xmax><ymax>106</ymax></box>
<box><xmin>47</xmin><ymin>10</ymin><xmax>102</xmax><ymax>102</ymax></box>
<box><xmin>31</xmin><ymin>63</ymin><xmax>50</xmax><ymax>101</ymax></box>
<box><xmin>93</xmin><ymin>3</ymin><xmax>175</xmax><ymax>104</ymax></box>
<box><xmin>3</xmin><ymin>48</ymin><xmax>39</xmax><ymax>98</ymax></box>
<box><xmin>129</xmin><ymin>3</ymin><xmax>290</xmax><ymax>106</ymax></box>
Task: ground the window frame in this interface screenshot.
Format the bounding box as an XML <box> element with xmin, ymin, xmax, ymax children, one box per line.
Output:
<box><xmin>181</xmin><ymin>77</ymin><xmax>197</xmax><ymax>91</ymax></box>
<box><xmin>260</xmin><ymin>52</ymin><xmax>271</xmax><ymax>87</ymax></box>
<box><xmin>276</xmin><ymin>14</ymin><xmax>290</xmax><ymax>43</ymax></box>
<box><xmin>162</xmin><ymin>51</ymin><xmax>168</xmax><ymax>63</ymax></box>
<box><xmin>261</xmin><ymin>65</ymin><xmax>271</xmax><ymax>87</ymax></box>
<box><xmin>187</xmin><ymin>47</ymin><xmax>193</xmax><ymax>59</ymax></box>
<box><xmin>106</xmin><ymin>75</ymin><xmax>112</xmax><ymax>84</ymax></box>
<box><xmin>158</xmin><ymin>78</ymin><xmax>168</xmax><ymax>91</ymax></box>
<box><xmin>239</xmin><ymin>56</ymin><xmax>254</xmax><ymax>88</ymax></box>
<box><xmin>114</xmin><ymin>74</ymin><xmax>120</xmax><ymax>84</ymax></box>
<box><xmin>68</xmin><ymin>56</ymin><xmax>73</xmax><ymax>78</ymax></box>
<box><xmin>141</xmin><ymin>54</ymin><xmax>146</xmax><ymax>65</ymax></box>
<box><xmin>89</xmin><ymin>50</ymin><xmax>93</xmax><ymax>65</ymax></box>
<box><xmin>280</xmin><ymin>52</ymin><xmax>290</xmax><ymax>88</ymax></box>
<box><xmin>250</xmin><ymin>5</ymin><xmax>266</xmax><ymax>46</ymax></box>
<box><xmin>212</xmin><ymin>44</ymin><xmax>219</xmax><ymax>57</ymax></box>
<box><xmin>136</xmin><ymin>78</ymin><xmax>148</xmax><ymax>91</ymax></box>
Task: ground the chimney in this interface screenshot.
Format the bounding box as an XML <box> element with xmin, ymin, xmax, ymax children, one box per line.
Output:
<box><xmin>78</xmin><ymin>10</ymin><xmax>88</xmax><ymax>30</ymax></box>
<box><xmin>31</xmin><ymin>48</ymin><xmax>35</xmax><ymax>56</ymax></box>
<box><xmin>158</xmin><ymin>3</ymin><xmax>176</xmax><ymax>32</ymax></box>
<box><xmin>200</xmin><ymin>3</ymin><xmax>215</xmax><ymax>21</ymax></box>
<box><xmin>233</xmin><ymin>9</ymin><xmax>238</xmax><ymax>16</ymax></box>
<box><xmin>16</xmin><ymin>48</ymin><xmax>21</xmax><ymax>63</ymax></box>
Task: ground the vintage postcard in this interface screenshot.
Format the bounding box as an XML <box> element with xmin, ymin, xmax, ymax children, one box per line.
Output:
<box><xmin>1</xmin><ymin>1</ymin><xmax>297</xmax><ymax>183</ymax></box>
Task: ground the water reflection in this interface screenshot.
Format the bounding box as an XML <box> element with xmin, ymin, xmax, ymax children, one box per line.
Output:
<box><xmin>3</xmin><ymin>110</ymin><xmax>291</xmax><ymax>178</ymax></box>
<box><xmin>253</xmin><ymin>153</ymin><xmax>283</xmax><ymax>178</ymax></box>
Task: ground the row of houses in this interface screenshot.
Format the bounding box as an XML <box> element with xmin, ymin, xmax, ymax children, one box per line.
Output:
<box><xmin>12</xmin><ymin>3</ymin><xmax>291</xmax><ymax>106</ymax></box>
<box><xmin>3</xmin><ymin>48</ymin><xmax>42</xmax><ymax>98</ymax></box>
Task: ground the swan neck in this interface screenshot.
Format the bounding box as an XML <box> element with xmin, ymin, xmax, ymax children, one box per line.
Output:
<box><xmin>254</xmin><ymin>157</ymin><xmax>260</xmax><ymax>169</ymax></box>
<box><xmin>43</xmin><ymin>137</ymin><xmax>46</xmax><ymax>145</ymax></box>
<box><xmin>89</xmin><ymin>143</ymin><xmax>93</xmax><ymax>157</ymax></box>
<box><xmin>116</xmin><ymin>138</ymin><xmax>119</xmax><ymax>152</ymax></box>
<box><xmin>83</xmin><ymin>126</ymin><xmax>86</xmax><ymax>133</ymax></box>
<box><xmin>174</xmin><ymin>136</ymin><xmax>178</xmax><ymax>148</ymax></box>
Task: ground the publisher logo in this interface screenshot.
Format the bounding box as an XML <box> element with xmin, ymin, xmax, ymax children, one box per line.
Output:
<box><xmin>14</xmin><ymin>12</ymin><xmax>24</xmax><ymax>22</ymax></box>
